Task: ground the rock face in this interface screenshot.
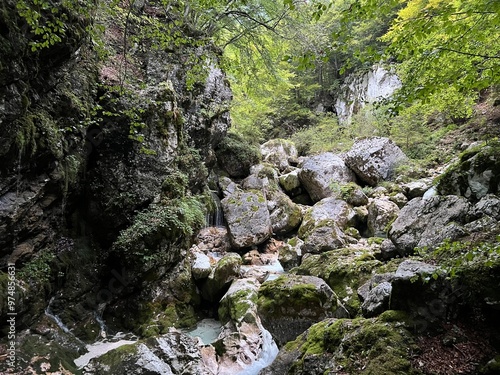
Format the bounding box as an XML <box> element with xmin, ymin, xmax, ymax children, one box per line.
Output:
<box><xmin>221</xmin><ymin>188</ymin><xmax>272</xmax><ymax>248</ymax></box>
<box><xmin>260</xmin><ymin>139</ymin><xmax>298</xmax><ymax>171</ymax></box>
<box><xmin>257</xmin><ymin>274</ymin><xmax>341</xmax><ymax>346</ymax></box>
<box><xmin>437</xmin><ymin>141</ymin><xmax>500</xmax><ymax>202</ymax></box>
<box><xmin>335</xmin><ymin>64</ymin><xmax>401</xmax><ymax>125</ymax></box>
<box><xmin>344</xmin><ymin>137</ymin><xmax>407</xmax><ymax>186</ymax></box>
<box><xmin>388</xmin><ymin>195</ymin><xmax>471</xmax><ymax>255</ymax></box>
<box><xmin>298</xmin><ymin>153</ymin><xmax>357</xmax><ymax>202</ymax></box>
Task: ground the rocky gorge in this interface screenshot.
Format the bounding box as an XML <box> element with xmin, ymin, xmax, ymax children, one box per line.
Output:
<box><xmin>1</xmin><ymin>1</ymin><xmax>500</xmax><ymax>374</ymax></box>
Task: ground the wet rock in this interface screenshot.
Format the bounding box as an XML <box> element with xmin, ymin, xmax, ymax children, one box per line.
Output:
<box><xmin>260</xmin><ymin>139</ymin><xmax>299</xmax><ymax>171</ymax></box>
<box><xmin>257</xmin><ymin>274</ymin><xmax>341</xmax><ymax>347</ymax></box>
<box><xmin>389</xmin><ymin>195</ymin><xmax>471</xmax><ymax>256</ymax></box>
<box><xmin>83</xmin><ymin>332</ymin><xmax>211</xmax><ymax>375</ymax></box>
<box><xmin>344</xmin><ymin>137</ymin><xmax>407</xmax><ymax>186</ymax></box>
<box><xmin>367</xmin><ymin>197</ymin><xmax>400</xmax><ymax>237</ymax></box>
<box><xmin>221</xmin><ymin>188</ymin><xmax>272</xmax><ymax>248</ymax></box>
<box><xmin>298</xmin><ymin>152</ymin><xmax>357</xmax><ymax>202</ymax></box>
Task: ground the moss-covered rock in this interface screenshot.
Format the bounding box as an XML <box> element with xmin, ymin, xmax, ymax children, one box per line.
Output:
<box><xmin>215</xmin><ymin>133</ymin><xmax>261</xmax><ymax>178</ymax></box>
<box><xmin>218</xmin><ymin>278</ymin><xmax>259</xmax><ymax>325</ymax></box>
<box><xmin>292</xmin><ymin>248</ymin><xmax>383</xmax><ymax>316</ymax></box>
<box><xmin>257</xmin><ymin>274</ymin><xmax>343</xmax><ymax>346</ymax></box>
<box><xmin>200</xmin><ymin>252</ymin><xmax>242</xmax><ymax>303</ymax></box>
<box><xmin>261</xmin><ymin>317</ymin><xmax>419</xmax><ymax>375</ymax></box>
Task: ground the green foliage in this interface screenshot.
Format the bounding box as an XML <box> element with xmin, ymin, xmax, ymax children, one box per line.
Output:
<box><xmin>113</xmin><ymin>197</ymin><xmax>205</xmax><ymax>264</ymax></box>
<box><xmin>16</xmin><ymin>0</ymin><xmax>95</xmax><ymax>51</ymax></box>
<box><xmin>18</xmin><ymin>250</ymin><xmax>55</xmax><ymax>284</ymax></box>
<box><xmin>290</xmin><ymin>114</ymin><xmax>345</xmax><ymax>155</ymax></box>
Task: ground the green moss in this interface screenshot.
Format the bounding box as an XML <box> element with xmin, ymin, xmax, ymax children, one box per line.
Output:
<box><xmin>292</xmin><ymin>249</ymin><xmax>383</xmax><ymax>316</ymax></box>
<box><xmin>219</xmin><ymin>288</ymin><xmax>258</xmax><ymax>324</ymax></box>
<box><xmin>92</xmin><ymin>343</ymin><xmax>137</xmax><ymax>369</ymax></box>
<box><xmin>161</xmin><ymin>171</ymin><xmax>189</xmax><ymax>199</ymax></box>
<box><xmin>289</xmin><ymin>318</ymin><xmax>417</xmax><ymax>374</ymax></box>
<box><xmin>379</xmin><ymin>310</ymin><xmax>410</xmax><ymax>323</ymax></box>
<box><xmin>367</xmin><ymin>237</ymin><xmax>385</xmax><ymax>245</ymax></box>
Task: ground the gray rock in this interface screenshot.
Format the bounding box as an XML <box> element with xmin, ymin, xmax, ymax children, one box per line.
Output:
<box><xmin>361</xmin><ymin>282</ymin><xmax>392</xmax><ymax>317</ymax></box>
<box><xmin>298</xmin><ymin>197</ymin><xmax>356</xmax><ymax>254</ymax></box>
<box><xmin>389</xmin><ymin>196</ymin><xmax>471</xmax><ymax>255</ymax></box>
<box><xmin>221</xmin><ymin>189</ymin><xmax>272</xmax><ymax>248</ymax></box>
<box><xmin>278</xmin><ymin>237</ymin><xmax>304</xmax><ymax>271</ymax></box>
<box><xmin>278</xmin><ymin>169</ymin><xmax>303</xmax><ymax>197</ymax></box>
<box><xmin>367</xmin><ymin>198</ymin><xmax>400</xmax><ymax>237</ymax></box>
<box><xmin>389</xmin><ymin>192</ymin><xmax>408</xmax><ymax>208</ymax></box>
<box><xmin>298</xmin><ymin>153</ymin><xmax>357</xmax><ymax>202</ymax></box>
<box><xmin>377</xmin><ymin>239</ymin><xmax>399</xmax><ymax>260</ymax></box>
<box><xmin>191</xmin><ymin>251</ymin><xmax>212</xmax><ymax>280</ymax></box>
<box><xmin>437</xmin><ymin>141</ymin><xmax>500</xmax><ymax>202</ymax></box>
<box><xmin>394</xmin><ymin>259</ymin><xmax>438</xmax><ymax>281</ymax></box>
<box><xmin>260</xmin><ymin>139</ymin><xmax>298</xmax><ymax>171</ymax></box>
<box><xmin>267</xmin><ymin>189</ymin><xmax>303</xmax><ymax>235</ymax></box>
<box><xmin>403</xmin><ymin>178</ymin><xmax>433</xmax><ymax>199</ymax></box>
<box><xmin>344</xmin><ymin>137</ymin><xmax>408</xmax><ymax>186</ymax></box>
<box><xmin>471</xmin><ymin>194</ymin><xmax>500</xmax><ymax>220</ymax></box>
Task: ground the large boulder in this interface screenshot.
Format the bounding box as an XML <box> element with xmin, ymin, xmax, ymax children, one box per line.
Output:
<box><xmin>437</xmin><ymin>141</ymin><xmax>500</xmax><ymax>202</ymax></box>
<box><xmin>293</xmin><ymin>248</ymin><xmax>382</xmax><ymax>315</ymax></box>
<box><xmin>261</xmin><ymin>317</ymin><xmax>416</xmax><ymax>375</ymax></box>
<box><xmin>257</xmin><ymin>274</ymin><xmax>342</xmax><ymax>346</ymax></box>
<box><xmin>298</xmin><ymin>152</ymin><xmax>357</xmax><ymax>202</ymax></box>
<box><xmin>366</xmin><ymin>197</ymin><xmax>400</xmax><ymax>237</ymax></box>
<box><xmin>221</xmin><ymin>188</ymin><xmax>272</xmax><ymax>248</ymax></box>
<box><xmin>297</xmin><ymin>197</ymin><xmax>356</xmax><ymax>254</ymax></box>
<box><xmin>260</xmin><ymin>139</ymin><xmax>298</xmax><ymax>171</ymax></box>
<box><xmin>344</xmin><ymin>137</ymin><xmax>407</xmax><ymax>186</ymax></box>
<box><xmin>388</xmin><ymin>195</ymin><xmax>471</xmax><ymax>255</ymax></box>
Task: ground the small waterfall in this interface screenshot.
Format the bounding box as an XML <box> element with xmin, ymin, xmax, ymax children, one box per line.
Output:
<box><xmin>12</xmin><ymin>149</ymin><xmax>22</xmax><ymax>251</ymax></box>
<box><xmin>205</xmin><ymin>191</ymin><xmax>224</xmax><ymax>228</ymax></box>
<box><xmin>94</xmin><ymin>305</ymin><xmax>108</xmax><ymax>339</ymax></box>
<box><xmin>45</xmin><ymin>297</ymin><xmax>73</xmax><ymax>335</ymax></box>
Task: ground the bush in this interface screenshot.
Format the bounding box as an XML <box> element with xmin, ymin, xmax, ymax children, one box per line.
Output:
<box><xmin>215</xmin><ymin>132</ymin><xmax>261</xmax><ymax>177</ymax></box>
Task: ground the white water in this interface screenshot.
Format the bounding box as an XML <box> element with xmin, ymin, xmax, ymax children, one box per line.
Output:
<box><xmin>182</xmin><ymin>318</ymin><xmax>222</xmax><ymax>345</ymax></box>
<box><xmin>45</xmin><ymin>297</ymin><xmax>73</xmax><ymax>335</ymax></box>
<box><xmin>237</xmin><ymin>328</ymin><xmax>279</xmax><ymax>375</ymax></box>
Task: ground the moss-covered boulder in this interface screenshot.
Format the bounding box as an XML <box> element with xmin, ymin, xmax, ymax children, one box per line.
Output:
<box><xmin>437</xmin><ymin>141</ymin><xmax>500</xmax><ymax>202</ymax></box>
<box><xmin>257</xmin><ymin>274</ymin><xmax>344</xmax><ymax>346</ymax></box>
<box><xmin>279</xmin><ymin>169</ymin><xmax>304</xmax><ymax>198</ymax></box>
<box><xmin>292</xmin><ymin>248</ymin><xmax>383</xmax><ymax>316</ymax></box>
<box><xmin>278</xmin><ymin>237</ymin><xmax>304</xmax><ymax>271</ymax></box>
<box><xmin>261</xmin><ymin>317</ymin><xmax>418</xmax><ymax>375</ymax></box>
<box><xmin>366</xmin><ymin>197</ymin><xmax>400</xmax><ymax>237</ymax></box>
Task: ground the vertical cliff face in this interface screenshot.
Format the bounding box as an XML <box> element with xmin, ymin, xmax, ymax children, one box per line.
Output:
<box><xmin>0</xmin><ymin>0</ymin><xmax>231</xmax><ymax>339</ymax></box>
<box><xmin>335</xmin><ymin>65</ymin><xmax>401</xmax><ymax>125</ymax></box>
